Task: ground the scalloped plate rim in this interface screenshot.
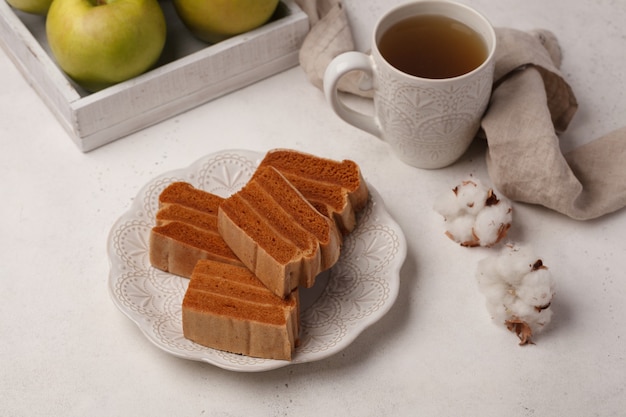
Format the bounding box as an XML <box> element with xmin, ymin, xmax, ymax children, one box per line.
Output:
<box><xmin>107</xmin><ymin>149</ymin><xmax>406</xmax><ymax>372</ymax></box>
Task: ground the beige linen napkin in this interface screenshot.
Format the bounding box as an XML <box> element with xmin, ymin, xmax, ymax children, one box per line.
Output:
<box><xmin>296</xmin><ymin>1</ymin><xmax>626</xmax><ymax>220</ymax></box>
<box><xmin>295</xmin><ymin>0</ymin><xmax>371</xmax><ymax>96</ymax></box>
<box><xmin>482</xmin><ymin>28</ymin><xmax>626</xmax><ymax>220</ymax></box>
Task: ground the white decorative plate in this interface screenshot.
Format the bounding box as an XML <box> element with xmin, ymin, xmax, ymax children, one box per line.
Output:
<box><xmin>107</xmin><ymin>150</ymin><xmax>406</xmax><ymax>372</ymax></box>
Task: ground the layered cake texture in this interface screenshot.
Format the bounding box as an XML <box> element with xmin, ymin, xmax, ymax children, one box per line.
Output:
<box><xmin>148</xmin><ymin>149</ymin><xmax>370</xmax><ymax>360</ymax></box>
<box><xmin>258</xmin><ymin>149</ymin><xmax>369</xmax><ymax>234</ymax></box>
<box><xmin>218</xmin><ymin>165</ymin><xmax>342</xmax><ymax>298</ymax></box>
<box><xmin>150</xmin><ymin>181</ymin><xmax>242</xmax><ymax>278</ymax></box>
<box><xmin>183</xmin><ymin>260</ymin><xmax>299</xmax><ymax>360</ymax></box>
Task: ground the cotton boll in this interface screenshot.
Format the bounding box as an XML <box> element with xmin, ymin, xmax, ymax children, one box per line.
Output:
<box><xmin>507</xmin><ymin>299</ymin><xmax>553</xmax><ymax>342</ymax></box>
<box><xmin>445</xmin><ymin>215</ymin><xmax>476</xmax><ymax>246</ymax></box>
<box><xmin>476</xmin><ymin>257</ymin><xmax>500</xmax><ymax>287</ymax></box>
<box><xmin>475</xmin><ymin>244</ymin><xmax>556</xmax><ymax>345</ymax></box>
<box><xmin>476</xmin><ymin>257</ymin><xmax>509</xmax><ymax>295</ymax></box>
<box><xmin>530</xmin><ymin>307</ymin><xmax>553</xmax><ymax>330</ymax></box>
<box><xmin>516</xmin><ymin>268</ymin><xmax>555</xmax><ymax>309</ymax></box>
<box><xmin>474</xmin><ymin>203</ymin><xmax>513</xmax><ymax>247</ymax></box>
<box><xmin>434</xmin><ymin>179</ymin><xmax>513</xmax><ymax>247</ymax></box>
<box><xmin>507</xmin><ymin>297</ymin><xmax>538</xmax><ymax>320</ymax></box>
<box><xmin>455</xmin><ymin>180</ymin><xmax>488</xmax><ymax>215</ymax></box>
<box><xmin>485</xmin><ymin>301</ymin><xmax>508</xmax><ymax>323</ymax></box>
<box><xmin>484</xmin><ymin>282</ymin><xmax>516</xmax><ymax>310</ymax></box>
<box><xmin>493</xmin><ymin>245</ymin><xmax>536</xmax><ymax>285</ymax></box>
<box><xmin>433</xmin><ymin>188</ymin><xmax>463</xmax><ymax>219</ymax></box>
<box><xmin>477</xmin><ymin>257</ymin><xmax>517</xmax><ymax>314</ymax></box>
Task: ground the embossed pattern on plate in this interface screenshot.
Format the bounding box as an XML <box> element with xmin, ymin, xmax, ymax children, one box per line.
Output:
<box><xmin>107</xmin><ymin>150</ymin><xmax>406</xmax><ymax>372</ymax></box>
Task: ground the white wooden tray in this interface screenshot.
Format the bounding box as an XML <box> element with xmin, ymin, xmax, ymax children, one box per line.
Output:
<box><xmin>0</xmin><ymin>0</ymin><xmax>309</xmax><ymax>152</ymax></box>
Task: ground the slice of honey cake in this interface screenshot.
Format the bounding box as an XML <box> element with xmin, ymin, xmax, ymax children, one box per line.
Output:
<box><xmin>183</xmin><ymin>260</ymin><xmax>300</xmax><ymax>360</ymax></box>
<box><xmin>217</xmin><ymin>166</ymin><xmax>341</xmax><ymax>298</ymax></box>
<box><xmin>149</xmin><ymin>182</ymin><xmax>242</xmax><ymax>278</ymax></box>
<box><xmin>258</xmin><ymin>149</ymin><xmax>369</xmax><ymax>234</ymax></box>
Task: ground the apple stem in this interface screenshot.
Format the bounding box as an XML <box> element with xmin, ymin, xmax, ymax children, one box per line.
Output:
<box><xmin>96</xmin><ymin>0</ymin><xmax>107</xmax><ymax>5</ymax></box>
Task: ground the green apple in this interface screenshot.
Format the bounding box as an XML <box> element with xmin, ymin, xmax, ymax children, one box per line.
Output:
<box><xmin>173</xmin><ymin>0</ymin><xmax>280</xmax><ymax>43</ymax></box>
<box><xmin>6</xmin><ymin>0</ymin><xmax>53</xmax><ymax>15</ymax></box>
<box><xmin>46</xmin><ymin>0</ymin><xmax>167</xmax><ymax>92</ymax></box>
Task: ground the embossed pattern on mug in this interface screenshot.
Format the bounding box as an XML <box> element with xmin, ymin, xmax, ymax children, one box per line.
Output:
<box><xmin>375</xmin><ymin>65</ymin><xmax>493</xmax><ymax>165</ymax></box>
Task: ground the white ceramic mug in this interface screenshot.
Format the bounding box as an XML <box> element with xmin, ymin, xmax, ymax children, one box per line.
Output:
<box><xmin>324</xmin><ymin>0</ymin><xmax>496</xmax><ymax>169</ymax></box>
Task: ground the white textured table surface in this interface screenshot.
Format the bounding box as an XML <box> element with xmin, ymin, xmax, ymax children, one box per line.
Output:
<box><xmin>2</xmin><ymin>0</ymin><xmax>625</xmax><ymax>415</ymax></box>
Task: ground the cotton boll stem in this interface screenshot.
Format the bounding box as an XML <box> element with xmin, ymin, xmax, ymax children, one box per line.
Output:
<box><xmin>505</xmin><ymin>318</ymin><xmax>534</xmax><ymax>345</ymax></box>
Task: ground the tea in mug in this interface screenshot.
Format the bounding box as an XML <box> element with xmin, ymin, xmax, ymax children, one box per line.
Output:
<box><xmin>378</xmin><ymin>14</ymin><xmax>488</xmax><ymax>79</ymax></box>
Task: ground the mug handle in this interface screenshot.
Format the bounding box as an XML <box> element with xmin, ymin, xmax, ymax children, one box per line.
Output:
<box><xmin>323</xmin><ymin>51</ymin><xmax>382</xmax><ymax>139</ymax></box>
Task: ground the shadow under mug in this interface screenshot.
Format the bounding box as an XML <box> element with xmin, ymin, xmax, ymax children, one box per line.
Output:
<box><xmin>323</xmin><ymin>0</ymin><xmax>496</xmax><ymax>169</ymax></box>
